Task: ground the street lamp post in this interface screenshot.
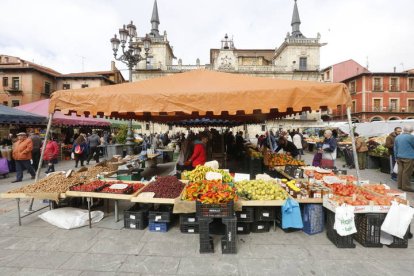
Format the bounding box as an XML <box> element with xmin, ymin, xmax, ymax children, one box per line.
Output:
<box><xmin>110</xmin><ymin>21</ymin><xmax>151</xmax><ymax>155</ymax></box>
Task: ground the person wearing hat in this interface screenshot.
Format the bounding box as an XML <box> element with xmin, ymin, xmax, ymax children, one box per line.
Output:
<box><xmin>12</xmin><ymin>132</ymin><xmax>36</xmax><ymax>183</ymax></box>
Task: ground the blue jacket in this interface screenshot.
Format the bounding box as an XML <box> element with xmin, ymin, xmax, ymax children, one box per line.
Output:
<box><xmin>394</xmin><ymin>133</ymin><xmax>414</xmax><ymax>159</ymax></box>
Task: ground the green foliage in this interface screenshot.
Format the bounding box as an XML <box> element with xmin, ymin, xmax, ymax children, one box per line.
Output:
<box><xmin>115</xmin><ymin>125</ymin><xmax>128</xmax><ymax>144</ymax></box>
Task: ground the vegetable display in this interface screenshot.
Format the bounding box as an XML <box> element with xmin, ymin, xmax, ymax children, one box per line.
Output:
<box><xmin>140</xmin><ymin>176</ymin><xmax>185</xmax><ymax>198</ymax></box>
<box><xmin>265</xmin><ymin>153</ymin><xmax>305</xmax><ymax>167</ymax></box>
<box><xmin>235</xmin><ymin>179</ymin><xmax>288</xmax><ymax>200</ymax></box>
<box><xmin>182</xmin><ymin>165</ymin><xmax>233</xmax><ymax>183</ymax></box>
<box><xmin>181</xmin><ymin>179</ymin><xmax>237</xmax><ymax>204</ymax></box>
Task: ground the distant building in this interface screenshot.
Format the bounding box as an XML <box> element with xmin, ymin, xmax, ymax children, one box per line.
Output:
<box><xmin>0</xmin><ymin>56</ymin><xmax>124</xmax><ymax>106</ymax></box>
<box><xmin>133</xmin><ymin>0</ymin><xmax>325</xmax><ymax>82</ymax></box>
<box><xmin>321</xmin><ymin>59</ymin><xmax>370</xmax><ymax>83</ymax></box>
<box><xmin>332</xmin><ymin>71</ymin><xmax>414</xmax><ymax>122</ymax></box>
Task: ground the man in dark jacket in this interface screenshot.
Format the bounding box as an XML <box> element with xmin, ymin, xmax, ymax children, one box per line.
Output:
<box><xmin>394</xmin><ymin>125</ymin><xmax>414</xmax><ymax>191</ymax></box>
<box><xmin>385</xmin><ymin>127</ymin><xmax>402</xmax><ymax>181</ymax></box>
<box><xmin>87</xmin><ymin>131</ymin><xmax>101</xmax><ymax>164</ymax></box>
<box><xmin>29</xmin><ymin>132</ymin><xmax>42</xmax><ymax>171</ymax></box>
<box><xmin>275</xmin><ymin>137</ymin><xmax>299</xmax><ymax>158</ymax></box>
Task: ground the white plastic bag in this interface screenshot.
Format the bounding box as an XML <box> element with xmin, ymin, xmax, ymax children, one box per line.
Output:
<box><xmin>204</xmin><ymin>160</ymin><xmax>219</xmax><ymax>170</ymax></box>
<box><xmin>334</xmin><ymin>204</ymin><xmax>357</xmax><ymax>236</ymax></box>
<box><xmin>39</xmin><ymin>207</ymin><xmax>104</xmax><ymax>229</ymax></box>
<box><xmin>381</xmin><ymin>201</ymin><xmax>414</xmax><ymax>239</ymax></box>
<box><xmin>71</xmin><ymin>152</ymin><xmax>75</xmax><ymax>160</ymax></box>
<box><xmin>393</xmin><ymin>163</ymin><xmax>398</xmax><ymax>174</ymax></box>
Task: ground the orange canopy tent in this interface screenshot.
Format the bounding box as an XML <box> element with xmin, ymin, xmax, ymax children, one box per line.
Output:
<box><xmin>49</xmin><ymin>69</ymin><xmax>351</xmax><ymax>123</ymax></box>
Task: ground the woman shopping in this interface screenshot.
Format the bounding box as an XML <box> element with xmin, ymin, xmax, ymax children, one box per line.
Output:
<box><xmin>43</xmin><ymin>136</ymin><xmax>59</xmax><ymax>173</ymax></box>
<box><xmin>72</xmin><ymin>134</ymin><xmax>88</xmax><ymax>168</ymax></box>
<box><xmin>319</xmin><ymin>129</ymin><xmax>337</xmax><ymax>169</ymax></box>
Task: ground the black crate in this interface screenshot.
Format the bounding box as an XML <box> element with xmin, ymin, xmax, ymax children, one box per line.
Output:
<box><xmin>180</xmin><ymin>223</ymin><xmax>199</xmax><ymax>234</ymax></box>
<box><xmin>237</xmin><ymin>222</ymin><xmax>251</xmax><ymax>235</ymax></box>
<box><xmin>236</xmin><ymin>207</ymin><xmax>255</xmax><ymax>223</ymax></box>
<box><xmin>179</xmin><ymin>213</ymin><xmax>198</xmax><ymax>224</ymax></box>
<box><xmin>199</xmin><ymin>217</ymin><xmax>214</xmax><ymax>235</ymax></box>
<box><xmin>354</xmin><ymin>213</ymin><xmax>385</xmax><ymax>248</ymax></box>
<box><xmin>148</xmin><ymin>204</ymin><xmax>173</xmax><ymax>223</ymax></box>
<box><xmin>124</xmin><ymin>204</ymin><xmax>151</xmax><ymax>230</ymax></box>
<box><xmin>251</xmin><ymin>221</ymin><xmax>270</xmax><ymax>233</ymax></box>
<box><xmin>387</xmin><ymin>226</ymin><xmax>411</xmax><ymax>248</ymax></box>
<box><xmin>222</xmin><ymin>217</ymin><xmax>237</xmax><ymax>243</ymax></box>
<box><xmin>302</xmin><ymin>204</ymin><xmax>325</xmax><ymax>235</ymax></box>
<box><xmin>326</xmin><ymin>209</ymin><xmax>356</xmax><ymax>248</ymax></box>
<box><xmin>200</xmin><ymin>235</ymin><xmax>214</xmax><ymax>253</ymax></box>
<box><xmin>221</xmin><ymin>236</ymin><xmax>237</xmax><ymax>254</ymax></box>
<box><xmin>255</xmin><ymin>206</ymin><xmax>276</xmax><ymax>221</ymax></box>
<box><xmin>249</xmin><ymin>158</ymin><xmax>263</xmax><ymax>179</ymax></box>
<box><xmin>196</xmin><ymin>201</ymin><xmax>234</xmax><ymax>218</ymax></box>
<box><xmin>124</xmin><ymin>218</ymin><xmax>148</xmax><ymax>230</ymax></box>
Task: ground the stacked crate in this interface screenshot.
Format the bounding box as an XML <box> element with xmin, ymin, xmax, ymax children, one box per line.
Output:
<box><xmin>148</xmin><ymin>204</ymin><xmax>174</xmax><ymax>232</ymax></box>
<box><xmin>180</xmin><ymin>213</ymin><xmax>199</xmax><ymax>234</ymax></box>
<box><xmin>197</xmin><ymin>201</ymin><xmax>237</xmax><ymax>254</ymax></box>
<box><xmin>236</xmin><ymin>207</ymin><xmax>255</xmax><ymax>234</ymax></box>
<box><xmin>252</xmin><ymin>206</ymin><xmax>275</xmax><ymax>233</ymax></box>
<box><xmin>124</xmin><ymin>203</ymin><xmax>151</xmax><ymax>230</ymax></box>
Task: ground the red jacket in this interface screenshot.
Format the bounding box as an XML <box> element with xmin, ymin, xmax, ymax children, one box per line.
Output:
<box><xmin>189</xmin><ymin>143</ymin><xmax>206</xmax><ymax>167</ymax></box>
<box><xmin>43</xmin><ymin>141</ymin><xmax>59</xmax><ymax>161</ymax></box>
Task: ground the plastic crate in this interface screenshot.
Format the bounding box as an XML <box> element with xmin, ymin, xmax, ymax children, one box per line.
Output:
<box><xmin>123</xmin><ymin>204</ymin><xmax>151</xmax><ymax>230</ymax></box>
<box><xmin>196</xmin><ymin>201</ymin><xmax>234</xmax><ymax>218</ymax></box>
<box><xmin>237</xmin><ymin>222</ymin><xmax>251</xmax><ymax>235</ymax></box>
<box><xmin>200</xmin><ymin>235</ymin><xmax>214</xmax><ymax>253</ymax></box>
<box><xmin>249</xmin><ymin>158</ymin><xmax>263</xmax><ymax>178</ymax></box>
<box><xmin>255</xmin><ymin>206</ymin><xmax>276</xmax><ymax>221</ymax></box>
<box><xmin>387</xmin><ymin>226</ymin><xmax>411</xmax><ymax>248</ymax></box>
<box><xmin>251</xmin><ymin>222</ymin><xmax>270</xmax><ymax>233</ymax></box>
<box><xmin>326</xmin><ymin>209</ymin><xmax>356</xmax><ymax>248</ymax></box>
<box><xmin>148</xmin><ymin>204</ymin><xmax>173</xmax><ymax>223</ymax></box>
<box><xmin>179</xmin><ymin>213</ymin><xmax>198</xmax><ymax>224</ymax></box>
<box><xmin>221</xmin><ymin>236</ymin><xmax>237</xmax><ymax>254</ymax></box>
<box><xmin>354</xmin><ymin>213</ymin><xmax>385</xmax><ymax>247</ymax></box>
<box><xmin>180</xmin><ymin>223</ymin><xmax>199</xmax><ymax>234</ymax></box>
<box><xmin>302</xmin><ymin>204</ymin><xmax>325</xmax><ymax>235</ymax></box>
<box><xmin>199</xmin><ymin>217</ymin><xmax>213</xmax><ymax>236</ymax></box>
<box><xmin>149</xmin><ymin>222</ymin><xmax>169</xmax><ymax>232</ymax></box>
<box><xmin>236</xmin><ymin>207</ymin><xmax>255</xmax><ymax>223</ymax></box>
<box><xmin>222</xmin><ymin>217</ymin><xmax>237</xmax><ymax>243</ymax></box>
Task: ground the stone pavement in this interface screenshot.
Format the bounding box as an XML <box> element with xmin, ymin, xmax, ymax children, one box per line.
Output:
<box><xmin>0</xmin><ymin>154</ymin><xmax>413</xmax><ymax>276</ymax></box>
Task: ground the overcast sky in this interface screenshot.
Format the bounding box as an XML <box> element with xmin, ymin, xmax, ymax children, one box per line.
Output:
<box><xmin>1</xmin><ymin>0</ymin><xmax>412</xmax><ymax>76</ymax></box>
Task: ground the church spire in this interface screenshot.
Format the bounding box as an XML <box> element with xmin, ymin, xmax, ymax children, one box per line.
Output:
<box><xmin>150</xmin><ymin>0</ymin><xmax>160</xmax><ymax>37</ymax></box>
<box><xmin>291</xmin><ymin>0</ymin><xmax>304</xmax><ymax>38</ymax></box>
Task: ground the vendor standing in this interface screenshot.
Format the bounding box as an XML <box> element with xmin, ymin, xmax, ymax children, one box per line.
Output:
<box><xmin>275</xmin><ymin>137</ymin><xmax>299</xmax><ymax>158</ymax></box>
<box><xmin>385</xmin><ymin>127</ymin><xmax>402</xmax><ymax>181</ymax></box>
<box><xmin>186</xmin><ymin>133</ymin><xmax>208</xmax><ymax>169</ymax></box>
<box><xmin>12</xmin><ymin>132</ymin><xmax>36</xmax><ymax>183</ymax></box>
<box><xmin>355</xmin><ymin>133</ymin><xmax>368</xmax><ymax>170</ymax></box>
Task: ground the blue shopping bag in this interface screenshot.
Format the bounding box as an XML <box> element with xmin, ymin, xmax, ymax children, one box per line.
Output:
<box><xmin>282</xmin><ymin>198</ymin><xmax>303</xmax><ymax>229</ymax></box>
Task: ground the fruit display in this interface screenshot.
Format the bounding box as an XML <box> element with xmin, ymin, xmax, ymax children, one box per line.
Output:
<box><xmin>70</xmin><ymin>180</ymin><xmax>107</xmax><ymax>192</ymax></box>
<box><xmin>246</xmin><ymin>148</ymin><xmax>263</xmax><ymax>159</ymax></box>
<box><xmin>370</xmin><ymin>144</ymin><xmax>388</xmax><ymax>157</ymax></box>
<box><xmin>70</xmin><ymin>180</ymin><xmax>145</xmax><ymax>194</ymax></box>
<box><xmin>265</xmin><ymin>153</ymin><xmax>305</xmax><ymax>167</ymax></box>
<box><xmin>140</xmin><ymin>176</ymin><xmax>185</xmax><ymax>198</ymax></box>
<box><xmin>329</xmin><ymin>184</ymin><xmax>357</xmax><ymax>197</ymax></box>
<box><xmin>362</xmin><ymin>184</ymin><xmax>387</xmax><ymax>195</ymax></box>
<box><xmin>305</xmin><ymin>136</ymin><xmax>322</xmax><ymax>143</ymax></box>
<box><xmin>181</xmin><ymin>179</ymin><xmax>237</xmax><ymax>204</ymax></box>
<box><xmin>182</xmin><ymin>165</ymin><xmax>233</xmax><ymax>183</ymax></box>
<box><xmin>279</xmin><ymin>179</ymin><xmax>330</xmax><ymax>199</ymax></box>
<box><xmin>235</xmin><ymin>179</ymin><xmax>288</xmax><ymax>200</ymax></box>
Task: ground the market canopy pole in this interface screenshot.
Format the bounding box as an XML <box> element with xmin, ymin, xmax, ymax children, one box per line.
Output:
<box><xmin>27</xmin><ymin>113</ymin><xmax>54</xmax><ymax>212</ymax></box>
<box><xmin>346</xmin><ymin>107</ymin><xmax>361</xmax><ymax>184</ymax></box>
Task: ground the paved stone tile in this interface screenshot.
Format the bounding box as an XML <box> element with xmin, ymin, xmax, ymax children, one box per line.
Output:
<box><xmin>41</xmin><ymin>237</ymin><xmax>99</xmax><ymax>253</ymax></box>
<box><xmin>0</xmin><ymin>249</ymin><xmax>25</xmax><ymax>266</ymax></box>
<box><xmin>248</xmin><ymin>244</ymin><xmax>312</xmax><ymax>259</ymax></box>
<box><xmin>0</xmin><ymin>267</ymin><xmax>22</xmax><ymax>274</ymax></box>
<box><xmin>13</xmin><ymin>268</ymin><xmax>81</xmax><ymax>276</ymax></box>
<box><xmin>371</xmin><ymin>259</ymin><xmax>414</xmax><ymax>276</ymax></box>
<box><xmin>6</xmin><ymin>250</ymin><xmax>73</xmax><ymax>269</ymax></box>
<box><xmin>238</xmin><ymin>258</ymin><xmax>277</xmax><ymax>276</ymax></box>
<box><xmin>60</xmin><ymin>253</ymin><xmax>127</xmax><ymax>272</ymax></box>
<box><xmin>79</xmin><ymin>272</ymin><xmax>137</xmax><ymax>276</ymax></box>
<box><xmin>306</xmin><ymin>244</ymin><xmax>372</xmax><ymax>260</ymax></box>
<box><xmin>0</xmin><ymin>236</ymin><xmax>22</xmax><ymax>249</ymax></box>
<box><xmin>361</xmin><ymin>247</ymin><xmax>414</xmax><ymax>260</ymax></box>
<box><xmin>89</xmin><ymin>237</ymin><xmax>144</xmax><ymax>255</ymax></box>
<box><xmin>316</xmin><ymin>259</ymin><xmax>391</xmax><ymax>276</ymax></box>
<box><xmin>49</xmin><ymin>227</ymin><xmax>102</xmax><ymax>241</ymax></box>
<box><xmin>0</xmin><ymin>225</ymin><xmax>57</xmax><ymax>238</ymax></box>
<box><xmin>97</xmin><ymin>228</ymin><xmax>146</xmax><ymax>241</ymax></box>
<box><xmin>118</xmin><ymin>255</ymin><xmax>180</xmax><ymax>274</ymax></box>
<box><xmin>140</xmin><ymin>228</ymin><xmax>197</xmax><ymax>243</ymax></box>
<box><xmin>177</xmin><ymin>257</ymin><xmax>239</xmax><ymax>275</ymax></box>
<box><xmin>5</xmin><ymin>237</ymin><xmax>48</xmax><ymax>251</ymax></box>
<box><xmin>139</xmin><ymin>241</ymin><xmax>197</xmax><ymax>257</ymax></box>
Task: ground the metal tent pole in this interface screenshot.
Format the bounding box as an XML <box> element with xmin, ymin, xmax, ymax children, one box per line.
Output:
<box><xmin>346</xmin><ymin>107</ymin><xmax>361</xmax><ymax>184</ymax></box>
<box><xmin>27</xmin><ymin>113</ymin><xmax>54</xmax><ymax>212</ymax></box>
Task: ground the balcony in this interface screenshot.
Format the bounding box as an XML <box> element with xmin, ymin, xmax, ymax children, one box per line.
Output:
<box><xmin>372</xmin><ymin>86</ymin><xmax>383</xmax><ymax>92</ymax></box>
<box><xmin>330</xmin><ymin>105</ymin><xmax>414</xmax><ymax>117</ymax></box>
<box><xmin>5</xmin><ymin>86</ymin><xmax>22</xmax><ymax>93</ymax></box>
